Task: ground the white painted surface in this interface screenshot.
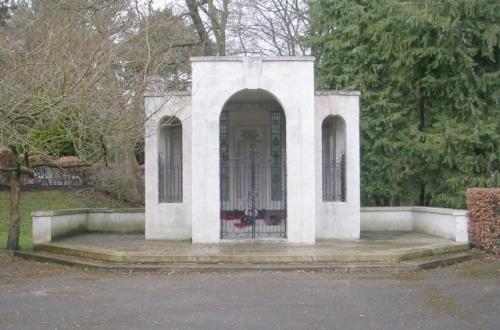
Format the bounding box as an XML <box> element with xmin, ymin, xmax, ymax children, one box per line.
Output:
<box><xmin>144</xmin><ymin>94</ymin><xmax>192</xmax><ymax>240</ymax></box>
<box><xmin>361</xmin><ymin>207</ymin><xmax>469</xmax><ymax>242</ymax></box>
<box><xmin>190</xmin><ymin>57</ymin><xmax>317</xmax><ymax>244</ymax></box>
<box><xmin>32</xmin><ymin>209</ymin><xmax>145</xmax><ymax>245</ymax></box>
<box><xmin>412</xmin><ymin>207</ymin><xmax>469</xmax><ymax>242</ymax></box>
<box><xmin>88</xmin><ymin>212</ymin><xmax>144</xmax><ymax>233</ymax></box>
<box><xmin>360</xmin><ymin>208</ymin><xmax>413</xmax><ymax>231</ymax></box>
<box><xmin>50</xmin><ymin>213</ymin><xmax>88</xmax><ymax>239</ymax></box>
<box><xmin>32</xmin><ymin>216</ymin><xmax>53</xmax><ymax>245</ymax></box>
<box><xmin>315</xmin><ymin>93</ymin><xmax>361</xmax><ymax>239</ymax></box>
<box><xmin>144</xmin><ymin>57</ymin><xmax>362</xmax><ymax>243</ymax></box>
<box><xmin>32</xmin><ymin>212</ymin><xmax>87</xmax><ymax>244</ymax></box>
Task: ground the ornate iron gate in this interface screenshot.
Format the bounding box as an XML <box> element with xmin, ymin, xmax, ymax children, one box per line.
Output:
<box><xmin>220</xmin><ymin>159</ymin><xmax>287</xmax><ymax>239</ymax></box>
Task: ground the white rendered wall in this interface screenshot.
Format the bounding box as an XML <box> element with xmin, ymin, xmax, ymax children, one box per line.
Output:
<box><xmin>191</xmin><ymin>57</ymin><xmax>316</xmax><ymax>244</ymax></box>
<box><xmin>87</xmin><ymin>212</ymin><xmax>144</xmax><ymax>233</ymax></box>
<box><xmin>412</xmin><ymin>207</ymin><xmax>469</xmax><ymax>242</ymax></box>
<box><xmin>32</xmin><ymin>209</ymin><xmax>145</xmax><ymax>244</ymax></box>
<box><xmin>315</xmin><ymin>92</ymin><xmax>361</xmax><ymax>239</ymax></box>
<box><xmin>32</xmin><ymin>213</ymin><xmax>87</xmax><ymax>244</ymax></box>
<box><xmin>144</xmin><ymin>93</ymin><xmax>192</xmax><ymax>240</ymax></box>
<box><xmin>361</xmin><ymin>207</ymin><xmax>469</xmax><ymax>242</ymax></box>
<box><xmin>360</xmin><ymin>208</ymin><xmax>413</xmax><ymax>231</ymax></box>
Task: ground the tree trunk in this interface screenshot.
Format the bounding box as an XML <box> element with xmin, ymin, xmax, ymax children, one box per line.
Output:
<box><xmin>418</xmin><ymin>95</ymin><xmax>426</xmax><ymax>206</ymax></box>
<box><xmin>123</xmin><ymin>148</ymin><xmax>142</xmax><ymax>203</ymax></box>
<box><xmin>419</xmin><ymin>183</ymin><xmax>425</xmax><ymax>206</ymax></box>
<box><xmin>185</xmin><ymin>0</ymin><xmax>214</xmax><ymax>56</ymax></box>
<box><xmin>7</xmin><ymin>171</ymin><xmax>21</xmax><ymax>250</ymax></box>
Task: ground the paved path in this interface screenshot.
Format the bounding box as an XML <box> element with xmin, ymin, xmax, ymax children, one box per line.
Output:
<box><xmin>0</xmin><ymin>253</ymin><xmax>498</xmax><ymax>330</ymax></box>
<box><xmin>52</xmin><ymin>231</ymin><xmax>465</xmax><ymax>256</ymax></box>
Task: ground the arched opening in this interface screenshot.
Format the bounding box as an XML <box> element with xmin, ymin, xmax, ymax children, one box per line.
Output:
<box><xmin>219</xmin><ymin>89</ymin><xmax>286</xmax><ymax>239</ymax></box>
<box><xmin>322</xmin><ymin>115</ymin><xmax>346</xmax><ymax>202</ymax></box>
<box><xmin>158</xmin><ymin>116</ymin><xmax>182</xmax><ymax>203</ymax></box>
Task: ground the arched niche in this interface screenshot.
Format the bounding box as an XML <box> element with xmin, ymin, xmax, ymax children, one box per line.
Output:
<box><xmin>218</xmin><ymin>89</ymin><xmax>287</xmax><ymax>239</ymax></box>
<box><xmin>158</xmin><ymin>116</ymin><xmax>182</xmax><ymax>203</ymax></box>
<box><xmin>321</xmin><ymin>115</ymin><xmax>346</xmax><ymax>202</ymax></box>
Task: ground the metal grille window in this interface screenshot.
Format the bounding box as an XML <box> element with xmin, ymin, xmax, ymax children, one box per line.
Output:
<box><xmin>322</xmin><ymin>116</ymin><xmax>346</xmax><ymax>202</ymax></box>
<box><xmin>218</xmin><ymin>89</ymin><xmax>287</xmax><ymax>239</ymax></box>
<box><xmin>159</xmin><ymin>117</ymin><xmax>183</xmax><ymax>203</ymax></box>
<box><xmin>220</xmin><ymin>111</ymin><xmax>230</xmax><ymax>201</ymax></box>
<box><xmin>271</xmin><ymin>111</ymin><xmax>285</xmax><ymax>201</ymax></box>
<box><xmin>322</xmin><ymin>154</ymin><xmax>346</xmax><ymax>202</ymax></box>
<box><xmin>220</xmin><ymin>159</ymin><xmax>287</xmax><ymax>239</ymax></box>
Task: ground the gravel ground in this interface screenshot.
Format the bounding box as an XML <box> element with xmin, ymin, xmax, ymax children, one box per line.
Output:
<box><xmin>0</xmin><ymin>252</ymin><xmax>498</xmax><ymax>330</ymax></box>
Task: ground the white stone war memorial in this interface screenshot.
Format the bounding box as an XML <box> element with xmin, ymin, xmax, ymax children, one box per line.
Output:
<box><xmin>144</xmin><ymin>57</ymin><xmax>360</xmax><ymax>244</ymax></box>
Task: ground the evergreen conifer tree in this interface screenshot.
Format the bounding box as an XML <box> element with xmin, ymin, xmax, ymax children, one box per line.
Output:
<box><xmin>310</xmin><ymin>0</ymin><xmax>500</xmax><ymax>208</ymax></box>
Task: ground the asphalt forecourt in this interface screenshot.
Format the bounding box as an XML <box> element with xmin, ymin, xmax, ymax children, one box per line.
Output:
<box><xmin>1</xmin><ymin>253</ymin><xmax>498</xmax><ymax>330</ymax></box>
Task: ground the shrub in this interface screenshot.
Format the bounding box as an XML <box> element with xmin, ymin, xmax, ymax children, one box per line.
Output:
<box><xmin>467</xmin><ymin>188</ymin><xmax>500</xmax><ymax>255</ymax></box>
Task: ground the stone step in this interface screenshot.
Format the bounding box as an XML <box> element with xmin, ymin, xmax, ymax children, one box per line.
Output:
<box><xmin>33</xmin><ymin>242</ymin><xmax>471</xmax><ymax>264</ymax></box>
<box><xmin>15</xmin><ymin>250</ymin><xmax>478</xmax><ymax>273</ymax></box>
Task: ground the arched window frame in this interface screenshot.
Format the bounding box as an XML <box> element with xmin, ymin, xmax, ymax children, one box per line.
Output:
<box><xmin>158</xmin><ymin>116</ymin><xmax>182</xmax><ymax>203</ymax></box>
<box><xmin>321</xmin><ymin>115</ymin><xmax>346</xmax><ymax>202</ymax></box>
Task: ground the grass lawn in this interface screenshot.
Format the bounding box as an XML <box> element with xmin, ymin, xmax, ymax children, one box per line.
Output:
<box><xmin>0</xmin><ymin>188</ymin><xmax>131</xmax><ymax>250</ymax></box>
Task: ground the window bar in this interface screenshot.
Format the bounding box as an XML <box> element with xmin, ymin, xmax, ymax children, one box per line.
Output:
<box><xmin>341</xmin><ymin>153</ymin><xmax>346</xmax><ymax>202</ymax></box>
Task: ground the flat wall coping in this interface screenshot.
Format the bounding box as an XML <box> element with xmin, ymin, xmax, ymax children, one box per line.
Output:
<box><xmin>361</xmin><ymin>206</ymin><xmax>468</xmax><ymax>216</ymax></box>
<box><xmin>32</xmin><ymin>208</ymin><xmax>145</xmax><ymax>217</ymax></box>
<box><xmin>144</xmin><ymin>91</ymin><xmax>191</xmax><ymax>97</ymax></box>
<box><xmin>315</xmin><ymin>90</ymin><xmax>361</xmax><ymax>96</ymax></box>
<box><xmin>190</xmin><ymin>56</ymin><xmax>316</xmax><ymax>62</ymax></box>
<box><xmin>146</xmin><ymin>90</ymin><xmax>361</xmax><ymax>98</ymax></box>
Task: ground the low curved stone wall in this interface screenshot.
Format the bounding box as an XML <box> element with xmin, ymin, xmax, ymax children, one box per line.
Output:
<box><xmin>361</xmin><ymin>207</ymin><xmax>468</xmax><ymax>242</ymax></box>
<box><xmin>33</xmin><ymin>206</ymin><xmax>469</xmax><ymax>245</ymax></box>
<box><xmin>32</xmin><ymin>208</ymin><xmax>144</xmax><ymax>245</ymax></box>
